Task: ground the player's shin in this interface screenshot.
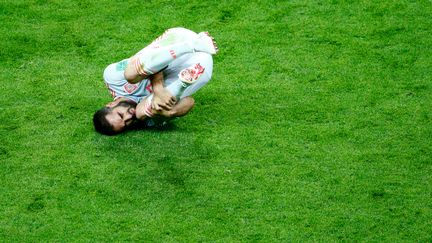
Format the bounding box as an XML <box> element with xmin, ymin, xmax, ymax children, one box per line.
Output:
<box><xmin>133</xmin><ymin>42</ymin><xmax>194</xmax><ymax>76</ymax></box>
<box><xmin>166</xmin><ymin>63</ymin><xmax>206</xmax><ymax>100</ymax></box>
<box><xmin>165</xmin><ymin>80</ymin><xmax>189</xmax><ymax>101</ymax></box>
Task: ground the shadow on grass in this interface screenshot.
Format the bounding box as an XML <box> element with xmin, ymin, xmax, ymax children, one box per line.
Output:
<box><xmin>92</xmin><ymin>118</ymin><xmax>219</xmax><ymax>201</ymax></box>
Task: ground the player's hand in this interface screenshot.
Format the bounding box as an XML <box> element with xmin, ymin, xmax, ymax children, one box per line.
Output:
<box><xmin>152</xmin><ymin>88</ymin><xmax>176</xmax><ymax>111</ymax></box>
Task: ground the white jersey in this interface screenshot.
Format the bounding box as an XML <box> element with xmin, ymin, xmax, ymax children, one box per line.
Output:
<box><xmin>103</xmin><ymin>28</ymin><xmax>213</xmax><ymax>103</ymax></box>
<box><xmin>103</xmin><ymin>52</ymin><xmax>213</xmax><ymax>103</ymax></box>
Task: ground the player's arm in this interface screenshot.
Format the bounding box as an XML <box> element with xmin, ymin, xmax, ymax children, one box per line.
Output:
<box><xmin>136</xmin><ymin>96</ymin><xmax>195</xmax><ymax>120</ymax></box>
<box><xmin>156</xmin><ymin>96</ymin><xmax>195</xmax><ymax>118</ymax></box>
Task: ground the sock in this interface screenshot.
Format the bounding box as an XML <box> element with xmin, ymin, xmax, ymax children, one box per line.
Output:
<box><xmin>165</xmin><ymin>79</ymin><xmax>190</xmax><ymax>101</ymax></box>
<box><xmin>146</xmin><ymin>78</ymin><xmax>190</xmax><ymax>105</ymax></box>
<box><xmin>144</xmin><ymin>78</ymin><xmax>192</xmax><ymax>118</ymax></box>
<box><xmin>134</xmin><ymin>42</ymin><xmax>194</xmax><ymax>76</ymax></box>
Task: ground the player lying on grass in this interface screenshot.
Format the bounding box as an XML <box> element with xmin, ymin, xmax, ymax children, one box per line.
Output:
<box><xmin>93</xmin><ymin>27</ymin><xmax>218</xmax><ymax>135</ymax></box>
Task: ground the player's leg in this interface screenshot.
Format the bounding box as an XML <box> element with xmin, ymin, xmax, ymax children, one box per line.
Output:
<box><xmin>161</xmin><ymin>96</ymin><xmax>195</xmax><ymax>118</ymax></box>
<box><xmin>180</xmin><ymin>52</ymin><xmax>214</xmax><ymax>98</ymax></box>
<box><xmin>124</xmin><ymin>28</ymin><xmax>217</xmax><ymax>82</ymax></box>
<box><xmin>135</xmin><ymin>62</ymin><xmax>206</xmax><ymax>119</ymax></box>
<box><xmin>134</xmin><ymin>28</ymin><xmax>217</xmax><ymax>76</ymax></box>
<box><xmin>148</xmin><ymin>96</ymin><xmax>195</xmax><ymax>119</ymax></box>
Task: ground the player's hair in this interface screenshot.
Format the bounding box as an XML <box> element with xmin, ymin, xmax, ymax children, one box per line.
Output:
<box><xmin>93</xmin><ymin>107</ymin><xmax>118</xmax><ymax>136</ymax></box>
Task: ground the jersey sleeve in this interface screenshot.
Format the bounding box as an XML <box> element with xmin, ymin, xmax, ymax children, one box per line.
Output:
<box><xmin>103</xmin><ymin>59</ymin><xmax>151</xmax><ymax>103</ymax></box>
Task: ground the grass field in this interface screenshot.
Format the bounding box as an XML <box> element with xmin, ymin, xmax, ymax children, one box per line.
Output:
<box><xmin>1</xmin><ymin>0</ymin><xmax>431</xmax><ymax>241</ymax></box>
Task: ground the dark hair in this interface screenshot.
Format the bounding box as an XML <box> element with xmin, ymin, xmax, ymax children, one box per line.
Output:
<box><xmin>93</xmin><ymin>107</ymin><xmax>118</xmax><ymax>136</ymax></box>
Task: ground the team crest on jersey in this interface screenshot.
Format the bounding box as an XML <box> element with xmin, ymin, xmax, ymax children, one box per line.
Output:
<box><xmin>124</xmin><ymin>83</ymin><xmax>138</xmax><ymax>94</ymax></box>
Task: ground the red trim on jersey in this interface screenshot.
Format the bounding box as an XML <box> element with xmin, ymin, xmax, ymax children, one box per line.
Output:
<box><xmin>105</xmin><ymin>83</ymin><xmax>116</xmax><ymax>98</ymax></box>
<box><xmin>145</xmin><ymin>83</ymin><xmax>153</xmax><ymax>93</ymax></box>
<box><xmin>169</xmin><ymin>50</ymin><xmax>177</xmax><ymax>59</ymax></box>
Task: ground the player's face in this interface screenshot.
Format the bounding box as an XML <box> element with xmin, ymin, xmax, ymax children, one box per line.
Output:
<box><xmin>105</xmin><ymin>101</ymin><xmax>137</xmax><ymax>133</ymax></box>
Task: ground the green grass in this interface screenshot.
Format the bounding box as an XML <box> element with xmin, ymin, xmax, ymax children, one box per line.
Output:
<box><xmin>1</xmin><ymin>0</ymin><xmax>431</xmax><ymax>241</ymax></box>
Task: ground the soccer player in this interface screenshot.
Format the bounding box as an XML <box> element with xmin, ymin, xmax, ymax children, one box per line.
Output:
<box><xmin>93</xmin><ymin>27</ymin><xmax>218</xmax><ymax>135</ymax></box>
